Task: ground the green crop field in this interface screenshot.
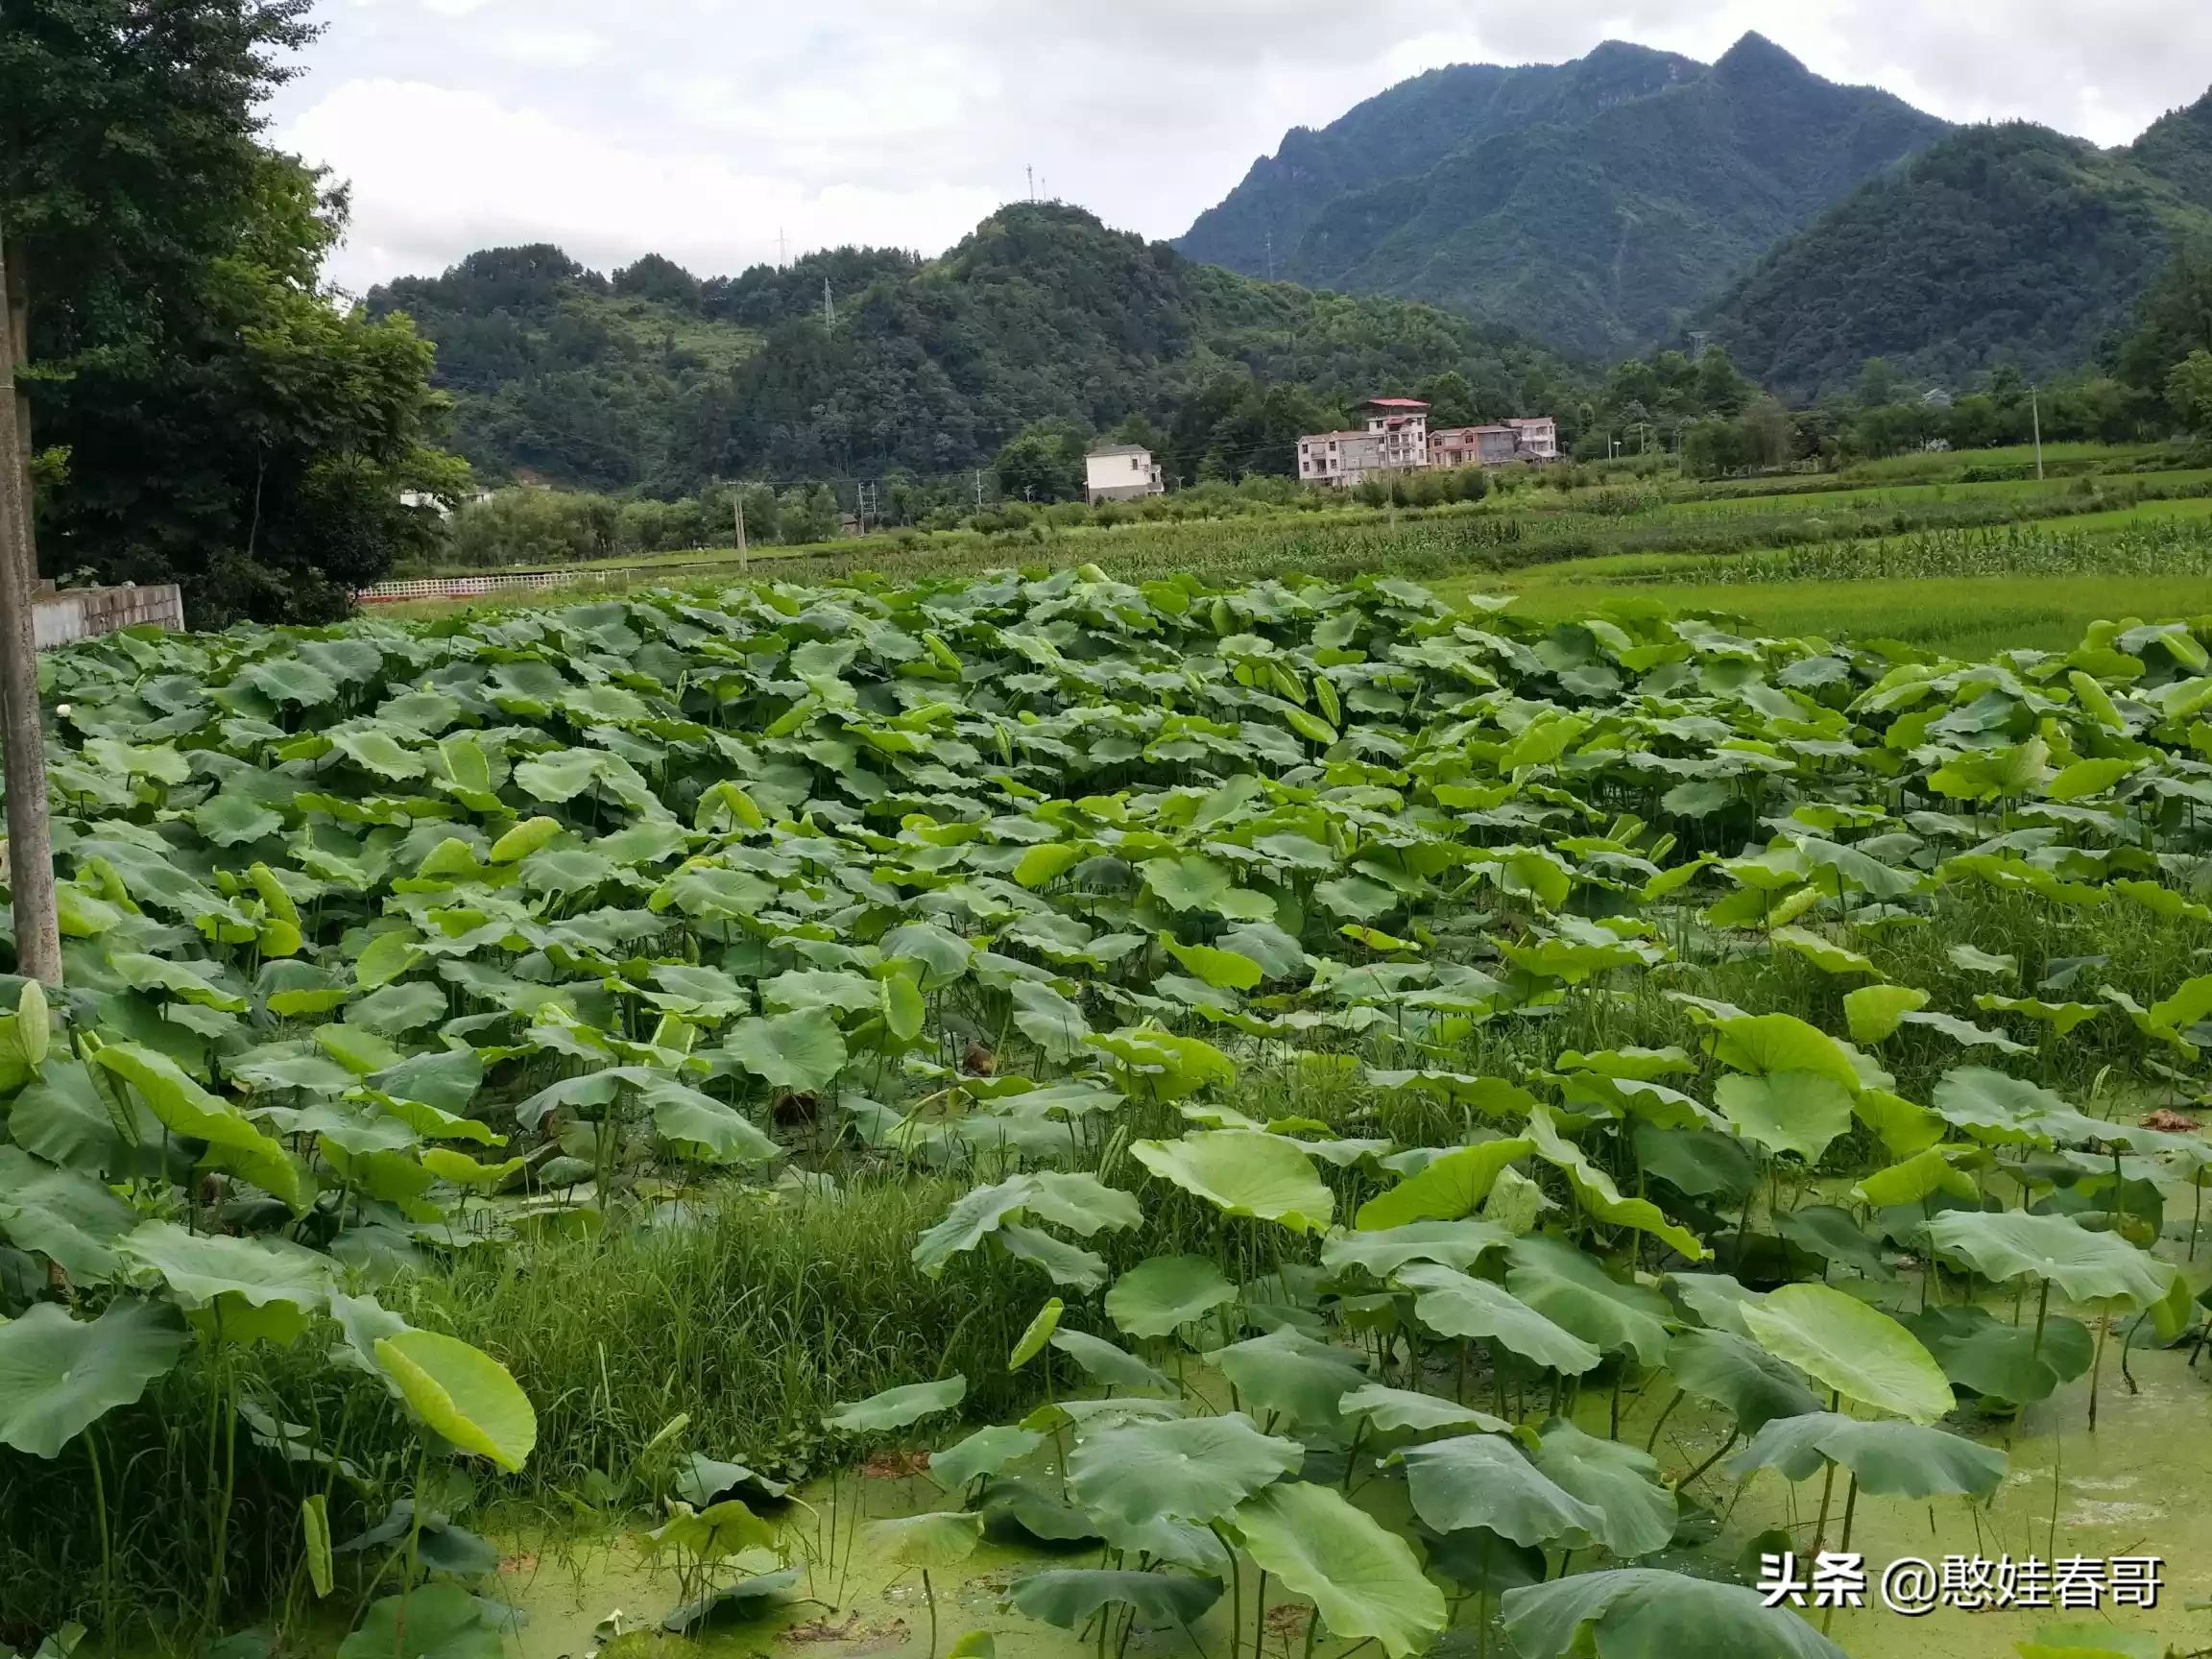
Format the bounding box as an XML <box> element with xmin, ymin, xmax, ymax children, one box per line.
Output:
<box><xmin>5</xmin><ymin>562</ymin><xmax>2212</xmax><ymax>1659</ymax></box>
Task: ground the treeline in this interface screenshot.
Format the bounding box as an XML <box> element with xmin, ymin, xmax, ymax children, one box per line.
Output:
<box><xmin>7</xmin><ymin>0</ymin><xmax>468</xmax><ymax>625</ymax></box>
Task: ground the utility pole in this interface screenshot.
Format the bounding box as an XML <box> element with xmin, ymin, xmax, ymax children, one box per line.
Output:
<box><xmin>2032</xmin><ymin>385</ymin><xmax>2045</xmax><ymax>480</ymax></box>
<box><xmin>1264</xmin><ymin>228</ymin><xmax>1274</xmax><ymax>280</ymax></box>
<box><xmin>1025</xmin><ymin>164</ymin><xmax>1034</xmax><ymax>203</ymax></box>
<box><xmin>822</xmin><ymin>277</ymin><xmax>833</xmax><ymax>329</ymax></box>
<box><xmin>732</xmin><ymin>486</ymin><xmax>749</xmax><ymax>576</ymax></box>
<box><xmin>777</xmin><ymin>227</ymin><xmax>786</xmax><ymax>268</ymax></box>
<box><xmin>974</xmin><ymin>469</ymin><xmax>984</xmax><ymax>511</ymax></box>
<box><xmin>0</xmin><ymin>223</ymin><xmax>59</xmax><ymax>986</ymax></box>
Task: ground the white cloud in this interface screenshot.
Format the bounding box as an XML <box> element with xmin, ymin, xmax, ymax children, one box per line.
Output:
<box><xmin>283</xmin><ymin>79</ymin><xmax>1000</xmax><ymax>290</ymax></box>
<box><xmin>268</xmin><ymin>0</ymin><xmax>2212</xmax><ymax>289</ymax></box>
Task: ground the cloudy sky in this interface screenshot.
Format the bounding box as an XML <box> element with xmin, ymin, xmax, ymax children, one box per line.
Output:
<box><xmin>273</xmin><ymin>0</ymin><xmax>2212</xmax><ymax>294</ymax></box>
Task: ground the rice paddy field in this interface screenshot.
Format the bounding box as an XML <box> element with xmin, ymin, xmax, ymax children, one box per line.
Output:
<box><xmin>7</xmin><ymin>443</ymin><xmax>2212</xmax><ymax>1659</ymax></box>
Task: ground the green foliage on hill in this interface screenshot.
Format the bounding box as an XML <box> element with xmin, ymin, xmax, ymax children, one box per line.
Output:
<box><xmin>1710</xmin><ymin>113</ymin><xmax>2212</xmax><ymax>399</ymax></box>
<box><xmin>369</xmin><ymin>204</ymin><xmax>1575</xmax><ymax>493</ymax></box>
<box><xmin>1177</xmin><ymin>34</ymin><xmax>1947</xmax><ymax>358</ymax></box>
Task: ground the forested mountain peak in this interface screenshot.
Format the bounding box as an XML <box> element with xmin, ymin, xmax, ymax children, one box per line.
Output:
<box><xmin>1704</xmin><ymin>114</ymin><xmax>2212</xmax><ymax>398</ymax></box>
<box><xmin>365</xmin><ymin>201</ymin><xmax>1574</xmax><ymax>494</ymax></box>
<box><xmin>1173</xmin><ymin>34</ymin><xmax>1948</xmax><ymax>357</ymax></box>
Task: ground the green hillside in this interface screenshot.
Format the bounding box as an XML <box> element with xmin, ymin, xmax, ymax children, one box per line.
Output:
<box><xmin>1177</xmin><ymin>34</ymin><xmax>1947</xmax><ymax>356</ymax></box>
<box><xmin>368</xmin><ymin>204</ymin><xmax>1575</xmax><ymax>493</ymax></box>
<box><xmin>1707</xmin><ymin>111</ymin><xmax>2212</xmax><ymax>398</ymax></box>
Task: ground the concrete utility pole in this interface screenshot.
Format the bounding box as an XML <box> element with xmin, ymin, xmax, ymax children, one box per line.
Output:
<box><xmin>0</xmin><ymin>223</ymin><xmax>60</xmax><ymax>985</ymax></box>
<box><xmin>2032</xmin><ymin>386</ymin><xmax>2045</xmax><ymax>481</ymax></box>
<box><xmin>732</xmin><ymin>488</ymin><xmax>749</xmax><ymax>576</ymax></box>
<box><xmin>822</xmin><ymin>278</ymin><xmax>833</xmax><ymax>328</ymax></box>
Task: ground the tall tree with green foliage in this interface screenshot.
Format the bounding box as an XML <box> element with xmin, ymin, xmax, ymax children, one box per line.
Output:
<box><xmin>3</xmin><ymin>0</ymin><xmax>467</xmax><ymax>622</ymax></box>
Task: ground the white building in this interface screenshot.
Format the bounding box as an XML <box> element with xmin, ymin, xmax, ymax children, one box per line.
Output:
<box><xmin>1085</xmin><ymin>444</ymin><xmax>1165</xmax><ymax>504</ymax></box>
<box><xmin>1296</xmin><ymin>430</ymin><xmax>1386</xmax><ymax>488</ymax></box>
<box><xmin>1506</xmin><ymin>417</ymin><xmax>1558</xmax><ymax>459</ymax></box>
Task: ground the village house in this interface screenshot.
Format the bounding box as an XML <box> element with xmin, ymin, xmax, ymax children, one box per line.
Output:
<box><xmin>1301</xmin><ymin>397</ymin><xmax>1558</xmax><ymax>488</ymax></box>
<box><xmin>1085</xmin><ymin>443</ymin><xmax>1166</xmax><ymax>503</ymax></box>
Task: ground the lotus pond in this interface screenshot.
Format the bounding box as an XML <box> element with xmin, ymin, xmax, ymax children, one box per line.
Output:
<box><xmin>3</xmin><ymin>567</ymin><xmax>2212</xmax><ymax>1659</ymax></box>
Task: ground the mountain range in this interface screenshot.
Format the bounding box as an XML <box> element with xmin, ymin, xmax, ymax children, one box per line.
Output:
<box><xmin>367</xmin><ymin>205</ymin><xmax>1570</xmax><ymax>493</ymax></box>
<box><xmin>1177</xmin><ymin>34</ymin><xmax>1951</xmax><ymax>359</ymax></box>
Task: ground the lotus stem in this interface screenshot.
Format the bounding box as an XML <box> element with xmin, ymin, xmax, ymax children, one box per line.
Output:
<box><xmin>2088</xmin><ymin>1310</ymin><xmax>2109</xmax><ymax>1431</ymax></box>
<box><xmin>1821</xmin><ymin>1473</ymin><xmax>1861</xmax><ymax>1636</ymax></box>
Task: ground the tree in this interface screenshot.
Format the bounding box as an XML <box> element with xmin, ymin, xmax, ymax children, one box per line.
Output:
<box><xmin>993</xmin><ymin>423</ymin><xmax>1084</xmax><ymax>502</ymax></box>
<box><xmin>1694</xmin><ymin>347</ymin><xmax>1751</xmax><ymax>418</ymax></box>
<box><xmin>35</xmin><ymin>156</ymin><xmax>466</xmax><ymax>622</ymax></box>
<box><xmin>2170</xmin><ymin>349</ymin><xmax>2212</xmax><ymax>436</ymax></box>
<box><xmin>1853</xmin><ymin>357</ymin><xmax>1911</xmax><ymax>407</ymax></box>
<box><xmin>2119</xmin><ymin>242</ymin><xmax>2212</xmax><ymax>392</ymax></box>
<box><xmin>4</xmin><ymin>0</ymin><xmax>463</xmax><ymax>622</ymax></box>
<box><xmin>1418</xmin><ymin>371</ymin><xmax>1477</xmax><ymax>428</ymax></box>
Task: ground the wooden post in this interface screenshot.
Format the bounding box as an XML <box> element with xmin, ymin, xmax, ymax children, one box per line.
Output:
<box><xmin>0</xmin><ymin>220</ymin><xmax>60</xmax><ymax>985</ymax></box>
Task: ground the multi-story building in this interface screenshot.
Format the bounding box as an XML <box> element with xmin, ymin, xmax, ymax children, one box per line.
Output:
<box><xmin>1084</xmin><ymin>444</ymin><xmax>1166</xmax><ymax>503</ymax></box>
<box><xmin>1302</xmin><ymin>396</ymin><xmax>1557</xmax><ymax>486</ymax></box>
<box><xmin>1295</xmin><ymin>430</ymin><xmax>1386</xmax><ymax>488</ymax></box>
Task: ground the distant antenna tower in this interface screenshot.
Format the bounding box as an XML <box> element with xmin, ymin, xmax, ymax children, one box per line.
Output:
<box><xmin>1026</xmin><ymin>164</ymin><xmax>1034</xmax><ymax>202</ymax></box>
<box><xmin>822</xmin><ymin>277</ymin><xmax>833</xmax><ymax>328</ymax></box>
<box><xmin>778</xmin><ymin>227</ymin><xmax>787</xmax><ymax>268</ymax></box>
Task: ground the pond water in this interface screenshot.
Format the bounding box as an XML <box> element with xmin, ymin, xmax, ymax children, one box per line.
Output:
<box><xmin>474</xmin><ymin>1322</ymin><xmax>2209</xmax><ymax>1659</ymax></box>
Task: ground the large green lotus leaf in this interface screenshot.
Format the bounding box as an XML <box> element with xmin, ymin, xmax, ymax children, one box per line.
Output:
<box><xmin>641</xmin><ymin>1498</ymin><xmax>778</xmax><ymax>1564</ymax></box>
<box><xmin>1395</xmin><ymin>1432</ymin><xmax>1602</xmax><ymax>1549</ymax></box>
<box><xmin>1354</xmin><ymin>1139</ymin><xmax>1532</xmax><ymax>1229</ymax></box>
<box><xmin>337</xmin><ymin>1585</ymin><xmax>504</xmax><ymax>1659</ymax></box>
<box><xmin>1501</xmin><ymin>1569</ymin><xmax>1850</xmax><ymax>1659</ymax></box>
<box><xmin>1630</xmin><ymin>1125</ymin><xmax>1756</xmax><ymax>1203</ymax></box>
<box><xmin>1504</xmin><ymin>1233</ymin><xmax>1671</xmax><ymax>1364</ymax></box>
<box><xmin>1843</xmin><ymin>983</ymin><xmax>1932</xmax><ymax>1044</ymax></box>
<box><xmin>1068</xmin><ymin>1413</ymin><xmax>1301</xmax><ymax>1526</ymax></box>
<box><xmin>1320</xmin><ymin>1219</ymin><xmax>1510</xmax><ymax>1280</ymax></box>
<box><xmin>1003</xmin><ymin>1569</ymin><xmax>1223</xmax><ymax>1632</ymax></box>
<box><xmin>998</xmin><ymin>1223</ymin><xmax>1109</xmax><ymax>1290</ymax></box>
<box><xmin>823</xmin><ymin>1375</ymin><xmax>968</xmax><ymax>1433</ymax></box>
<box><xmin>1104</xmin><ymin>1254</ymin><xmax>1237</xmax><ymax>1338</ymax></box>
<box><xmin>1021</xmin><ymin>1171</ymin><xmax>1142</xmax><ymax>1238</ymax></box>
<box><xmin>661</xmin><ymin>1567</ymin><xmax>804</xmax><ymax>1636</ymax></box>
<box><xmin>1050</xmin><ymin>1330</ymin><xmax>1171</xmax><ymax>1393</ymax></box>
<box><xmin>373</xmin><ymin>1329</ymin><xmax>538</xmax><ymax>1472</ymax></box>
<box><xmin>912</xmin><ymin>1176</ymin><xmax>1037</xmax><ymax>1275</ymax></box>
<box><xmin>1663</xmin><ymin>1328</ymin><xmax>1820</xmax><ymax>1431</ymax></box>
<box><xmin>1337</xmin><ymin>1384</ymin><xmax>1511</xmax><ymax>1437</ymax></box>
<box><xmin>1771</xmin><ymin>1204</ymin><xmax>1892</xmax><ymax>1280</ymax></box>
<box><xmin>512</xmin><ymin>748</ymin><xmax>604</xmax><ymax>804</ymax></box>
<box><xmin>9</xmin><ymin>1058</ymin><xmax>161</xmax><ymax>1179</ymax></box>
<box><xmin>108</xmin><ymin>953</ymin><xmax>248</xmax><ymax>1011</ymax></box>
<box><xmin>1523</xmin><ymin>1107</ymin><xmax>1706</xmax><ymax>1261</ymax></box>
<box><xmin>865</xmin><ymin>1509</ymin><xmax>983</xmax><ymax>1568</ymax></box>
<box><xmin>0</xmin><ymin>1145</ymin><xmax>136</xmax><ymax>1282</ymax></box>
<box><xmin>930</xmin><ymin>1425</ymin><xmax>1045</xmax><ymax>1488</ymax></box>
<box><xmin>720</xmin><ymin>1009</ymin><xmax>847</xmax><ymax>1092</ymax></box>
<box><xmin>1853</xmin><ymin>1147</ymin><xmax>1980</xmax><ymax>1208</ymax></box>
<box><xmin>1421</xmin><ymin>1524</ymin><xmax>1546</xmax><ymax>1596</ymax></box>
<box><xmin>1707</xmin><ymin>1013</ymin><xmax>1860</xmax><ymax>1092</ymax></box>
<box><xmin>1738</xmin><ymin>1283</ymin><xmax>1953</xmax><ymax>1424</ymax></box>
<box><xmin>1727</xmin><ymin>1410</ymin><xmax>2005</xmax><ymax>1498</ymax></box>
<box><xmin>1930</xmin><ymin>1067</ymin><xmax>2064</xmax><ymax>1145</ymax></box>
<box><xmin>1139</xmin><ymin>854</ymin><xmax>1233</xmax><ymax>912</ymax></box>
<box><xmin>1129</xmin><ymin>1132</ymin><xmax>1334</xmax><ymax>1232</ymax></box>
<box><xmin>0</xmin><ymin>1299</ymin><xmax>189</xmax><ymax>1457</ymax></box>
<box><xmin>1666</xmin><ymin>1271</ymin><xmax>1763</xmax><ymax>1339</ymax></box>
<box><xmin>118</xmin><ymin>1220</ymin><xmax>333</xmax><ymax>1311</ymax></box>
<box><xmin>1923</xmin><ymin>1210</ymin><xmax>2173</xmax><ymax>1306</ymax></box>
<box><xmin>1395</xmin><ymin>1263</ymin><xmax>1600</xmax><ymax>1376</ymax></box>
<box><xmin>1204</xmin><ymin>1327</ymin><xmax>1367</xmax><ymax>1431</ymax></box>
<box><xmin>1715</xmin><ymin>1070</ymin><xmax>1855</xmax><ymax>1164</ymax></box>
<box><xmin>1530</xmin><ymin>1420</ymin><xmax>1677</xmax><ymax>1558</ymax></box>
<box><xmin>645</xmin><ymin>1082</ymin><xmax>780</xmax><ymax>1166</ymax></box>
<box><xmin>93</xmin><ymin>1043</ymin><xmax>310</xmax><ymax>1211</ymax></box>
<box><xmin>673</xmin><ymin>1453</ymin><xmax>791</xmax><ymax>1507</ymax></box>
<box><xmin>1230</xmin><ymin>1481</ymin><xmax>1448</xmax><ymax>1659</ymax></box>
<box><xmin>1905</xmin><ymin>1305</ymin><xmax>2094</xmax><ymax>1405</ymax></box>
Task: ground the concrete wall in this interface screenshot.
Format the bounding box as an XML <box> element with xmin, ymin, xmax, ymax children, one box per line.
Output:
<box><xmin>33</xmin><ymin>584</ymin><xmax>185</xmax><ymax>650</ymax></box>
